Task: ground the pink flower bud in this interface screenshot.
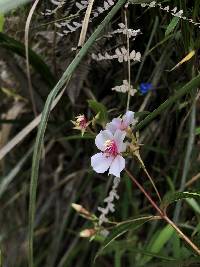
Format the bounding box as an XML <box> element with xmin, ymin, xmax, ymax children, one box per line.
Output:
<box><xmin>80</xmin><ymin>229</ymin><xmax>96</xmax><ymax>238</ymax></box>
<box><xmin>71</xmin><ymin>114</ymin><xmax>89</xmax><ymax>135</ymax></box>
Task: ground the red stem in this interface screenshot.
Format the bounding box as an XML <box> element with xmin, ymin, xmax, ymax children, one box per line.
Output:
<box><xmin>125</xmin><ymin>168</ymin><xmax>200</xmax><ymax>256</ymax></box>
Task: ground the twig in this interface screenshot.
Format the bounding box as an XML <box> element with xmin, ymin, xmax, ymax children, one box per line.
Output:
<box><xmin>185</xmin><ymin>172</ymin><xmax>200</xmax><ymax>187</ymax></box>
<box><xmin>78</xmin><ymin>0</ymin><xmax>95</xmax><ymax>47</ymax></box>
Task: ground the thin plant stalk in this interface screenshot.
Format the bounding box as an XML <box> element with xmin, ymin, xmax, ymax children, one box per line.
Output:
<box><xmin>25</xmin><ymin>0</ymin><xmax>40</xmax><ymax>116</ymax></box>
<box><xmin>134</xmin><ymin>151</ymin><xmax>161</xmax><ymax>202</ymax></box>
<box><xmin>124</xmin><ymin>8</ymin><xmax>131</xmax><ymax>111</ymax></box>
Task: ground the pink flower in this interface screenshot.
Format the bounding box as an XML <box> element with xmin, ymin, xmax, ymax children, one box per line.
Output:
<box><xmin>71</xmin><ymin>114</ymin><xmax>89</xmax><ymax>135</ymax></box>
<box><xmin>91</xmin><ymin>129</ymin><xmax>126</xmax><ymax>177</ymax></box>
<box><xmin>106</xmin><ymin>110</ymin><xmax>136</xmax><ymax>134</ymax></box>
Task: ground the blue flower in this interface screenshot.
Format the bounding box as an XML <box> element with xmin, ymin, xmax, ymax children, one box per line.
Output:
<box><xmin>139</xmin><ymin>83</ymin><xmax>153</xmax><ymax>95</ymax></box>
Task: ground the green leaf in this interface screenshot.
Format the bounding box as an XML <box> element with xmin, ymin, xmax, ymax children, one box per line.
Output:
<box><xmin>196</xmin><ymin>127</ymin><xmax>200</xmax><ymax>136</ymax></box>
<box><xmin>165</xmin><ymin>17</ymin><xmax>180</xmax><ymax>36</ymax></box>
<box><xmin>0</xmin><ymin>32</ymin><xmax>56</xmax><ymax>88</ymax></box>
<box><xmin>161</xmin><ymin>191</ymin><xmax>200</xmax><ymax>210</ymax></box>
<box><xmin>88</xmin><ymin>100</ymin><xmax>108</xmax><ymax>126</ymax></box>
<box><xmin>186</xmin><ymin>198</ymin><xmax>200</xmax><ymax>215</ymax></box>
<box><xmin>140</xmin><ymin>225</ymin><xmax>175</xmax><ymax>265</ymax></box>
<box><xmin>95</xmin><ymin>216</ymin><xmax>154</xmax><ymax>261</ymax></box>
<box><xmin>0</xmin><ymin>14</ymin><xmax>4</xmax><ymax>32</ymax></box>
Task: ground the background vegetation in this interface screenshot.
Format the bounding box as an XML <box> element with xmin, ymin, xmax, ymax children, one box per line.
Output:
<box><xmin>0</xmin><ymin>0</ymin><xmax>200</xmax><ymax>266</ymax></box>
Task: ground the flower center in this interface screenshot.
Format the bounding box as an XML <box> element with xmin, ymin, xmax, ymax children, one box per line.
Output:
<box><xmin>104</xmin><ymin>140</ymin><xmax>118</xmax><ymax>157</ymax></box>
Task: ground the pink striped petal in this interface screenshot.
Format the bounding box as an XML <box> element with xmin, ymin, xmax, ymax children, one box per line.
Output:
<box><xmin>123</xmin><ymin>111</ymin><xmax>134</xmax><ymax>127</ymax></box>
<box><xmin>106</xmin><ymin>118</ymin><xmax>122</xmax><ymax>134</ymax></box>
<box><xmin>109</xmin><ymin>155</ymin><xmax>125</xmax><ymax>177</ymax></box>
<box><xmin>114</xmin><ymin>130</ymin><xmax>126</xmax><ymax>152</ymax></box>
<box><xmin>95</xmin><ymin>130</ymin><xmax>114</xmax><ymax>151</ymax></box>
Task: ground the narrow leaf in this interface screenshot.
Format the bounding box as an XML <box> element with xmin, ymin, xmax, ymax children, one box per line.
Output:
<box><xmin>186</xmin><ymin>198</ymin><xmax>200</xmax><ymax>215</ymax></box>
<box><xmin>0</xmin><ymin>32</ymin><xmax>56</xmax><ymax>87</ymax></box>
<box><xmin>161</xmin><ymin>191</ymin><xmax>200</xmax><ymax>210</ymax></box>
<box><xmin>140</xmin><ymin>225</ymin><xmax>175</xmax><ymax>265</ymax></box>
<box><xmin>165</xmin><ymin>17</ymin><xmax>179</xmax><ymax>36</ymax></box>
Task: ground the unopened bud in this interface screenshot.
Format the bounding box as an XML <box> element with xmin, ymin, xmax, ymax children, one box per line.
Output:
<box><xmin>71</xmin><ymin>203</ymin><xmax>92</xmax><ymax>218</ymax></box>
<box><xmin>71</xmin><ymin>114</ymin><xmax>89</xmax><ymax>136</ymax></box>
<box><xmin>80</xmin><ymin>228</ymin><xmax>96</xmax><ymax>238</ymax></box>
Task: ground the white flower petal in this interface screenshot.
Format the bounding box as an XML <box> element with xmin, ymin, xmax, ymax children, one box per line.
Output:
<box><xmin>95</xmin><ymin>130</ymin><xmax>114</xmax><ymax>151</ymax></box>
<box><xmin>123</xmin><ymin>110</ymin><xmax>134</xmax><ymax>127</ymax></box>
<box><xmin>106</xmin><ymin>118</ymin><xmax>122</xmax><ymax>134</ymax></box>
<box><xmin>114</xmin><ymin>130</ymin><xmax>126</xmax><ymax>152</ymax></box>
<box><xmin>91</xmin><ymin>153</ymin><xmax>113</xmax><ymax>173</ymax></box>
<box><xmin>109</xmin><ymin>155</ymin><xmax>125</xmax><ymax>177</ymax></box>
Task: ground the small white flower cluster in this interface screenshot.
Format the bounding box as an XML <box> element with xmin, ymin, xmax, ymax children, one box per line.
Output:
<box><xmin>92</xmin><ymin>47</ymin><xmax>141</xmax><ymax>63</ymax></box>
<box><xmin>108</xmin><ymin>23</ymin><xmax>141</xmax><ymax>39</ymax></box>
<box><xmin>55</xmin><ymin>0</ymin><xmax>116</xmax><ymax>36</ymax></box>
<box><xmin>42</xmin><ymin>0</ymin><xmax>66</xmax><ymax>16</ymax></box>
<box><xmin>98</xmin><ymin>177</ymin><xmax>121</xmax><ymax>225</ymax></box>
<box><xmin>141</xmin><ymin>1</ymin><xmax>200</xmax><ymax>28</ymax></box>
<box><xmin>112</xmin><ymin>80</ymin><xmax>137</xmax><ymax>96</ymax></box>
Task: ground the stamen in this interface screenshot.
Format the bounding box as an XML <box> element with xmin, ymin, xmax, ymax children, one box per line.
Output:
<box><xmin>104</xmin><ymin>140</ymin><xmax>118</xmax><ymax>157</ymax></box>
<box><xmin>76</xmin><ymin>115</ymin><xmax>87</xmax><ymax>129</ymax></box>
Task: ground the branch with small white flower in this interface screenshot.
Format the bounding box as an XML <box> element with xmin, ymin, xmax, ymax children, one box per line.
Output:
<box><xmin>98</xmin><ymin>176</ymin><xmax>121</xmax><ymax>226</ymax></box>
<box><xmin>92</xmin><ymin>47</ymin><xmax>141</xmax><ymax>63</ymax></box>
<box><xmin>54</xmin><ymin>0</ymin><xmax>117</xmax><ymax>36</ymax></box>
<box><xmin>106</xmin><ymin>23</ymin><xmax>141</xmax><ymax>39</ymax></box>
<box><xmin>138</xmin><ymin>1</ymin><xmax>200</xmax><ymax>29</ymax></box>
<box><xmin>111</xmin><ymin>80</ymin><xmax>137</xmax><ymax>96</ymax></box>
